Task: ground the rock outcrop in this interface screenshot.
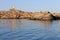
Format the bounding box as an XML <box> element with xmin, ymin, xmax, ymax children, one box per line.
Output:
<box><xmin>0</xmin><ymin>8</ymin><xmax>60</xmax><ymax>20</ymax></box>
<box><xmin>52</xmin><ymin>13</ymin><xmax>60</xmax><ymax>20</ymax></box>
<box><xmin>29</xmin><ymin>12</ymin><xmax>54</xmax><ymax>20</ymax></box>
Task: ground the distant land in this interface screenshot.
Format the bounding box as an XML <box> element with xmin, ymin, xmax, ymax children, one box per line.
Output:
<box><xmin>0</xmin><ymin>8</ymin><xmax>60</xmax><ymax>20</ymax></box>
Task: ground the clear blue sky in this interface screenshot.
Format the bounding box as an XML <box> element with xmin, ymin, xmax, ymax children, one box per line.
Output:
<box><xmin>0</xmin><ymin>0</ymin><xmax>60</xmax><ymax>12</ymax></box>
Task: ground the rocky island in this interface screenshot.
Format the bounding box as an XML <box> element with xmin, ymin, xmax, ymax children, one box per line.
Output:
<box><xmin>0</xmin><ymin>8</ymin><xmax>60</xmax><ymax>20</ymax></box>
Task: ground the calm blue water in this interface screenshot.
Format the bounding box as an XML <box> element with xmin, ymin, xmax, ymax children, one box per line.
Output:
<box><xmin>0</xmin><ymin>19</ymin><xmax>60</xmax><ymax>40</ymax></box>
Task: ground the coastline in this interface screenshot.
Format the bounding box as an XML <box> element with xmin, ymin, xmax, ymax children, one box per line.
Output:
<box><xmin>0</xmin><ymin>8</ymin><xmax>60</xmax><ymax>20</ymax></box>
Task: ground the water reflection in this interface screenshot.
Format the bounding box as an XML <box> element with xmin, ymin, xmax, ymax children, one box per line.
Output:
<box><xmin>0</xmin><ymin>19</ymin><xmax>53</xmax><ymax>31</ymax></box>
<box><xmin>0</xmin><ymin>19</ymin><xmax>60</xmax><ymax>40</ymax></box>
<box><xmin>40</xmin><ymin>20</ymin><xmax>53</xmax><ymax>29</ymax></box>
<box><xmin>32</xmin><ymin>20</ymin><xmax>53</xmax><ymax>30</ymax></box>
<box><xmin>8</xmin><ymin>19</ymin><xmax>17</xmax><ymax>32</ymax></box>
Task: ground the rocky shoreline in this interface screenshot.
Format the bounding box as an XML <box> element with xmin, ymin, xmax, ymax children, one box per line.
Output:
<box><xmin>0</xmin><ymin>8</ymin><xmax>60</xmax><ymax>20</ymax></box>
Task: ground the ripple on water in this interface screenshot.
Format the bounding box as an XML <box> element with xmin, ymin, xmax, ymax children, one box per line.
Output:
<box><xmin>0</xmin><ymin>19</ymin><xmax>60</xmax><ymax>40</ymax></box>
